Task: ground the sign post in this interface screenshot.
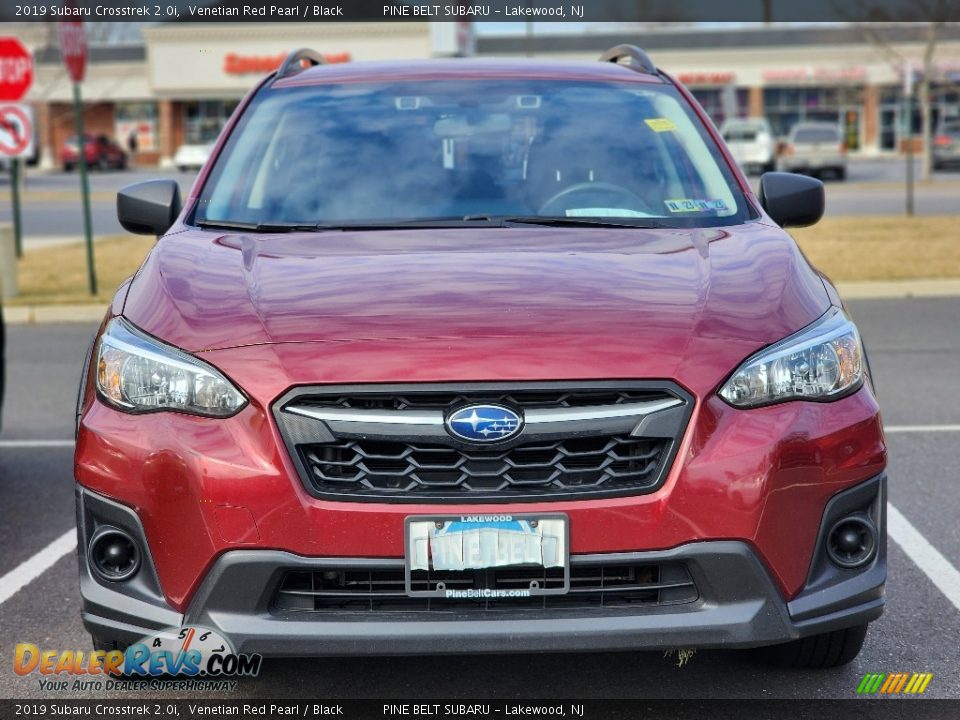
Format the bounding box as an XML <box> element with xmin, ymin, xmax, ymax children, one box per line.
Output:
<box><xmin>0</xmin><ymin>37</ymin><xmax>34</xmax><ymax>260</ymax></box>
<box><xmin>903</xmin><ymin>61</ymin><xmax>915</xmax><ymax>218</ymax></box>
<box><xmin>59</xmin><ymin>19</ymin><xmax>96</xmax><ymax>295</ymax></box>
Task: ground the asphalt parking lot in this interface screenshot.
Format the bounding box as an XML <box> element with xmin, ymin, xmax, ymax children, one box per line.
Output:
<box><xmin>0</xmin><ymin>297</ymin><xmax>958</xmax><ymax>702</ymax></box>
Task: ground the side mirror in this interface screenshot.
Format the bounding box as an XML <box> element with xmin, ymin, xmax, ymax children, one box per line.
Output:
<box><xmin>758</xmin><ymin>172</ymin><xmax>824</xmax><ymax>228</ymax></box>
<box><xmin>117</xmin><ymin>179</ymin><xmax>182</xmax><ymax>236</ymax></box>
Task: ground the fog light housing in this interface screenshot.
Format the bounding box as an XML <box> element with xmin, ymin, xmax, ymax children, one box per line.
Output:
<box><xmin>88</xmin><ymin>526</ymin><xmax>141</xmax><ymax>582</ymax></box>
<box><xmin>826</xmin><ymin>513</ymin><xmax>877</xmax><ymax>569</ymax></box>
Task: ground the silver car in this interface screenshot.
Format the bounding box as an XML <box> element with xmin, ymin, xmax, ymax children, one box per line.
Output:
<box><xmin>779</xmin><ymin>122</ymin><xmax>847</xmax><ymax>180</ymax></box>
<box><xmin>720</xmin><ymin>118</ymin><xmax>776</xmax><ymax>175</ymax></box>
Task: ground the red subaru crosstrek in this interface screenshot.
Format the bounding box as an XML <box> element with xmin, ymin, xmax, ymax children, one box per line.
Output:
<box><xmin>76</xmin><ymin>47</ymin><xmax>886</xmax><ymax>668</ymax></box>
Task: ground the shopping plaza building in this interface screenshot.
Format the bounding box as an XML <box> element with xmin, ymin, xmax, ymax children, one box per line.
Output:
<box><xmin>16</xmin><ymin>22</ymin><xmax>960</xmax><ymax>168</ymax></box>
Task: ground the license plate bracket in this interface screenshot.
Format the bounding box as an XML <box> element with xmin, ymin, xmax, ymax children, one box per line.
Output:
<box><xmin>404</xmin><ymin>514</ymin><xmax>569</xmax><ymax>598</ymax></box>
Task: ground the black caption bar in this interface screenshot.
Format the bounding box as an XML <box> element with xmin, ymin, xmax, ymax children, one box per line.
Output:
<box><xmin>2</xmin><ymin>700</ymin><xmax>960</xmax><ymax>719</ymax></box>
<box><xmin>3</xmin><ymin>0</ymin><xmax>955</xmax><ymax>23</ymax></box>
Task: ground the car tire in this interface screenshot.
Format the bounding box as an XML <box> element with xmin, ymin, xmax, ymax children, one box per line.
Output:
<box><xmin>97</xmin><ymin>155</ymin><xmax>109</xmax><ymax>171</ymax></box>
<box><xmin>63</xmin><ymin>163</ymin><xmax>74</xmax><ymax>172</ymax></box>
<box><xmin>177</xmin><ymin>166</ymin><xmax>188</xmax><ymax>173</ymax></box>
<box><xmin>834</xmin><ymin>167</ymin><xmax>847</xmax><ymax>181</ymax></box>
<box><xmin>755</xmin><ymin>623</ymin><xmax>868</xmax><ymax>669</ymax></box>
<box><xmin>763</xmin><ymin>161</ymin><xmax>776</xmax><ymax>173</ymax></box>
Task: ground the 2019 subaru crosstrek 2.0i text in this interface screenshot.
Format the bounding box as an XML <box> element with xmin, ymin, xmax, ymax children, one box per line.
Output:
<box><xmin>76</xmin><ymin>47</ymin><xmax>886</xmax><ymax>668</ymax></box>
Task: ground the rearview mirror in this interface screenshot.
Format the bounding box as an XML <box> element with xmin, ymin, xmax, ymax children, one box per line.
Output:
<box><xmin>758</xmin><ymin>172</ymin><xmax>824</xmax><ymax>228</ymax></box>
<box><xmin>117</xmin><ymin>179</ymin><xmax>182</xmax><ymax>236</ymax></box>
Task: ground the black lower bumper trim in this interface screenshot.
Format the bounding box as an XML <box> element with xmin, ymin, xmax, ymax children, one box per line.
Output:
<box><xmin>78</xmin><ymin>475</ymin><xmax>886</xmax><ymax>655</ymax></box>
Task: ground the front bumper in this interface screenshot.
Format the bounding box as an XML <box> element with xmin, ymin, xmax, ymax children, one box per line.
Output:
<box><xmin>77</xmin><ymin>475</ymin><xmax>886</xmax><ymax>656</ymax></box>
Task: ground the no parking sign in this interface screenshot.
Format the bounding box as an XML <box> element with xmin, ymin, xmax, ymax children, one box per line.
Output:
<box><xmin>0</xmin><ymin>103</ymin><xmax>34</xmax><ymax>159</ymax></box>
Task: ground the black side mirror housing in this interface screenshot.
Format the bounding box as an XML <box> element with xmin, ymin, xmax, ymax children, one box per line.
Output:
<box><xmin>758</xmin><ymin>172</ymin><xmax>824</xmax><ymax>228</ymax></box>
<box><xmin>117</xmin><ymin>179</ymin><xmax>182</xmax><ymax>236</ymax></box>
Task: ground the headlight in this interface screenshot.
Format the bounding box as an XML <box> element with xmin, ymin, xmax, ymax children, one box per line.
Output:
<box><xmin>719</xmin><ymin>308</ymin><xmax>863</xmax><ymax>408</ymax></box>
<box><xmin>95</xmin><ymin>318</ymin><xmax>246</xmax><ymax>417</ymax></box>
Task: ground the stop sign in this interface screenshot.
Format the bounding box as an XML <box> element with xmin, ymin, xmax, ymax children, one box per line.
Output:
<box><xmin>0</xmin><ymin>37</ymin><xmax>33</xmax><ymax>102</ymax></box>
<box><xmin>59</xmin><ymin>21</ymin><xmax>87</xmax><ymax>83</ymax></box>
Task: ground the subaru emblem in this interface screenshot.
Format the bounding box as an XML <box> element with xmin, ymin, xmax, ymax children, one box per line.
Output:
<box><xmin>445</xmin><ymin>404</ymin><xmax>523</xmax><ymax>443</ymax></box>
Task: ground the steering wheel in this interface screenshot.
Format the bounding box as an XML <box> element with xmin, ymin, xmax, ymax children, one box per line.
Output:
<box><xmin>537</xmin><ymin>181</ymin><xmax>653</xmax><ymax>216</ymax></box>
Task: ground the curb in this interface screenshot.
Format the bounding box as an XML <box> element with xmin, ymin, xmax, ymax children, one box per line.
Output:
<box><xmin>4</xmin><ymin>304</ymin><xmax>107</xmax><ymax>324</ymax></box>
<box><xmin>835</xmin><ymin>279</ymin><xmax>960</xmax><ymax>300</ymax></box>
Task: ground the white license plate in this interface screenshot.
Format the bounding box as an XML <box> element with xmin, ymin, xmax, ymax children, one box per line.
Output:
<box><xmin>404</xmin><ymin>514</ymin><xmax>569</xmax><ymax>597</ymax></box>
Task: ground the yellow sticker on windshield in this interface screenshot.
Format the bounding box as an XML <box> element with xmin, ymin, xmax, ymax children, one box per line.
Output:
<box><xmin>644</xmin><ymin>118</ymin><xmax>677</xmax><ymax>132</ymax></box>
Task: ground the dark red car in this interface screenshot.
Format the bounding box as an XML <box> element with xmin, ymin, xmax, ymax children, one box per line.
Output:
<box><xmin>61</xmin><ymin>134</ymin><xmax>127</xmax><ymax>171</ymax></box>
<box><xmin>76</xmin><ymin>47</ymin><xmax>886</xmax><ymax>669</ymax></box>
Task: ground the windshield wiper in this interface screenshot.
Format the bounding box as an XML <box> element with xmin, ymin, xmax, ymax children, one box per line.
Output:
<box><xmin>196</xmin><ymin>219</ymin><xmax>328</xmax><ymax>233</ymax></box>
<box><xmin>196</xmin><ymin>218</ymin><xmax>501</xmax><ymax>232</ymax></box>
<box><xmin>499</xmin><ymin>216</ymin><xmax>668</xmax><ymax>229</ymax></box>
<box><xmin>196</xmin><ymin>216</ymin><xmax>668</xmax><ymax>232</ymax></box>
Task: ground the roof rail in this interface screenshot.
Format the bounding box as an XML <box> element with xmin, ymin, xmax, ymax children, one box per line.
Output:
<box><xmin>598</xmin><ymin>45</ymin><xmax>657</xmax><ymax>75</ymax></box>
<box><xmin>275</xmin><ymin>48</ymin><xmax>325</xmax><ymax>82</ymax></box>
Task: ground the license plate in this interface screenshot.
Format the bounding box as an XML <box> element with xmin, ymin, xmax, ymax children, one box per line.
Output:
<box><xmin>404</xmin><ymin>514</ymin><xmax>569</xmax><ymax>597</ymax></box>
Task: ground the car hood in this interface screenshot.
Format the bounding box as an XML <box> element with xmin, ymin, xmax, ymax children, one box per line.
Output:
<box><xmin>123</xmin><ymin>225</ymin><xmax>829</xmax><ymax>394</ymax></box>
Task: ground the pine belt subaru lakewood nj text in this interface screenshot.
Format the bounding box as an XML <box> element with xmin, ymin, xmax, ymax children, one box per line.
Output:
<box><xmin>75</xmin><ymin>46</ymin><xmax>886</xmax><ymax>668</ymax></box>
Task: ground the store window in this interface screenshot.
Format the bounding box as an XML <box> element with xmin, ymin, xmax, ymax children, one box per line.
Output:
<box><xmin>763</xmin><ymin>86</ymin><xmax>863</xmax><ymax>147</ymax></box>
<box><xmin>878</xmin><ymin>84</ymin><xmax>960</xmax><ymax>152</ymax></box>
<box><xmin>115</xmin><ymin>102</ymin><xmax>158</xmax><ymax>153</ymax></box>
<box><xmin>183</xmin><ymin>100</ymin><xmax>240</xmax><ymax>145</ymax></box>
<box><xmin>689</xmin><ymin>87</ymin><xmax>748</xmax><ymax>127</ymax></box>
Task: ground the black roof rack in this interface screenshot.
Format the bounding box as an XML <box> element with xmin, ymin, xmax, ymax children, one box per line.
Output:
<box><xmin>275</xmin><ymin>48</ymin><xmax>325</xmax><ymax>82</ymax></box>
<box><xmin>598</xmin><ymin>45</ymin><xmax>657</xmax><ymax>76</ymax></box>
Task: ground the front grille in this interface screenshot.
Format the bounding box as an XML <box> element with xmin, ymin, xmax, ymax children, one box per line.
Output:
<box><xmin>274</xmin><ymin>560</ymin><xmax>698</xmax><ymax>613</ymax></box>
<box><xmin>274</xmin><ymin>382</ymin><xmax>692</xmax><ymax>502</ymax></box>
<box><xmin>300</xmin><ymin>435</ymin><xmax>667</xmax><ymax>497</ymax></box>
<box><xmin>298</xmin><ymin>388</ymin><xmax>667</xmax><ymax>412</ymax></box>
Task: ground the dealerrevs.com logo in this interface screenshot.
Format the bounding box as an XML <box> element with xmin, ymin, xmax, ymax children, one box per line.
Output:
<box><xmin>15</xmin><ymin>626</ymin><xmax>261</xmax><ymax>692</ymax></box>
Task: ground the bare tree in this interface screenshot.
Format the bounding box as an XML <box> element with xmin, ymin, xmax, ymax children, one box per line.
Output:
<box><xmin>840</xmin><ymin>1</ymin><xmax>960</xmax><ymax>179</ymax></box>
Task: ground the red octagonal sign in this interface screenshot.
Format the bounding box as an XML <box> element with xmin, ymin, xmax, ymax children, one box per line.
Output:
<box><xmin>59</xmin><ymin>21</ymin><xmax>87</xmax><ymax>84</ymax></box>
<box><xmin>0</xmin><ymin>37</ymin><xmax>34</xmax><ymax>102</ymax></box>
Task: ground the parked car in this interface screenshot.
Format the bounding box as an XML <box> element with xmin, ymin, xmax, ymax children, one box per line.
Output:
<box><xmin>779</xmin><ymin>122</ymin><xmax>847</xmax><ymax>180</ymax></box>
<box><xmin>77</xmin><ymin>47</ymin><xmax>885</xmax><ymax>670</ymax></box>
<box><xmin>173</xmin><ymin>142</ymin><xmax>214</xmax><ymax>172</ymax></box>
<box><xmin>60</xmin><ymin>134</ymin><xmax>127</xmax><ymax>172</ymax></box>
<box><xmin>719</xmin><ymin>117</ymin><xmax>776</xmax><ymax>174</ymax></box>
<box><xmin>932</xmin><ymin>118</ymin><xmax>960</xmax><ymax>170</ymax></box>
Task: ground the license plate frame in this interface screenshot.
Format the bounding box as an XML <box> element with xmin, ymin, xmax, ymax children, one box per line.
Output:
<box><xmin>404</xmin><ymin>513</ymin><xmax>569</xmax><ymax>598</ymax></box>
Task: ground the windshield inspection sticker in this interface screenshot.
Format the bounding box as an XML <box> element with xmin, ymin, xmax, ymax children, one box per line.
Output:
<box><xmin>665</xmin><ymin>198</ymin><xmax>729</xmax><ymax>213</ymax></box>
<box><xmin>644</xmin><ymin>118</ymin><xmax>678</xmax><ymax>132</ymax></box>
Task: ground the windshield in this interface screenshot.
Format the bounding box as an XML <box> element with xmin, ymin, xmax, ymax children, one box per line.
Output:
<box><xmin>194</xmin><ymin>79</ymin><xmax>754</xmax><ymax>229</ymax></box>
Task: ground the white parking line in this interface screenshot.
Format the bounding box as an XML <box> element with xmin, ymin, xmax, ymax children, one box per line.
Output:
<box><xmin>887</xmin><ymin>503</ymin><xmax>960</xmax><ymax>612</ymax></box>
<box><xmin>885</xmin><ymin>425</ymin><xmax>960</xmax><ymax>433</ymax></box>
<box><xmin>0</xmin><ymin>425</ymin><xmax>956</xmax><ymax>449</ymax></box>
<box><xmin>0</xmin><ymin>439</ymin><xmax>76</xmax><ymax>448</ymax></box>
<box><xmin>0</xmin><ymin>528</ymin><xmax>77</xmax><ymax>606</ymax></box>
<box><xmin>1</xmin><ymin>508</ymin><xmax>959</xmax><ymax>616</ymax></box>
<box><xmin>0</xmin><ymin>427</ymin><xmax>958</xmax><ymax>609</ymax></box>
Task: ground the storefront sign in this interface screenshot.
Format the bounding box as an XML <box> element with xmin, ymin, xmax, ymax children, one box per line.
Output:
<box><xmin>676</xmin><ymin>71</ymin><xmax>735</xmax><ymax>85</ymax></box>
<box><xmin>224</xmin><ymin>51</ymin><xmax>350</xmax><ymax>75</ymax></box>
<box><xmin>115</xmin><ymin>120</ymin><xmax>157</xmax><ymax>152</ymax></box>
<box><xmin>762</xmin><ymin>67</ymin><xmax>866</xmax><ymax>83</ymax></box>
